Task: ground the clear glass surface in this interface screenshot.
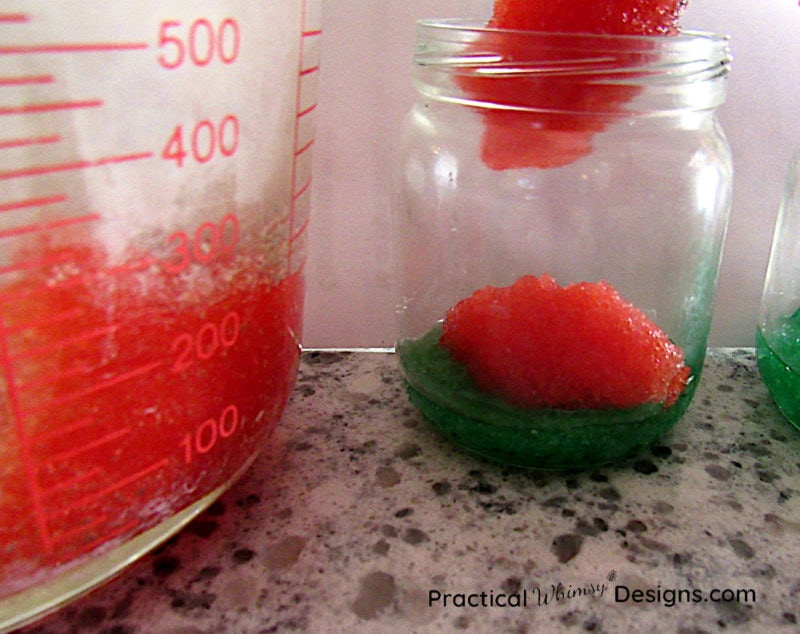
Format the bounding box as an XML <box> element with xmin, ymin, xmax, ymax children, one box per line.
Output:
<box><xmin>758</xmin><ymin>147</ymin><xmax>800</xmax><ymax>430</ymax></box>
<box><xmin>393</xmin><ymin>21</ymin><xmax>733</xmax><ymax>469</ymax></box>
<box><xmin>0</xmin><ymin>1</ymin><xmax>320</xmax><ymax>628</ymax></box>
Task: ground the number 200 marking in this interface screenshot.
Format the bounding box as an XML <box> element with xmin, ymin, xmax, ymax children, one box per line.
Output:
<box><xmin>171</xmin><ymin>311</ymin><xmax>240</xmax><ymax>373</ymax></box>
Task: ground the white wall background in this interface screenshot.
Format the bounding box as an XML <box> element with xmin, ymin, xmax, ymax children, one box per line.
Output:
<box><xmin>305</xmin><ymin>0</ymin><xmax>800</xmax><ymax>348</ymax></box>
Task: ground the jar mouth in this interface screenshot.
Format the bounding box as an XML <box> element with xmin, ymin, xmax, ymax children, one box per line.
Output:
<box><xmin>416</xmin><ymin>18</ymin><xmax>729</xmax><ymax>44</ymax></box>
<box><xmin>414</xmin><ymin>18</ymin><xmax>731</xmax><ymax>85</ymax></box>
<box><xmin>413</xmin><ymin>19</ymin><xmax>731</xmax><ymax>116</ymax></box>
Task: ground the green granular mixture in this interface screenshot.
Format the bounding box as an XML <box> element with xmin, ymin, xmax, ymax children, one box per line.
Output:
<box><xmin>397</xmin><ymin>325</ymin><xmax>696</xmax><ymax>469</ymax></box>
<box><xmin>757</xmin><ymin>308</ymin><xmax>800</xmax><ymax>431</ymax></box>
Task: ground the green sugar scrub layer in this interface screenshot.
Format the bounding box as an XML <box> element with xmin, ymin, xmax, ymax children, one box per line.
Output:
<box><xmin>397</xmin><ymin>276</ymin><xmax>696</xmax><ymax>469</ymax></box>
<box><xmin>757</xmin><ymin>308</ymin><xmax>800</xmax><ymax>431</ymax></box>
<box><xmin>398</xmin><ymin>326</ymin><xmax>695</xmax><ymax>469</ymax></box>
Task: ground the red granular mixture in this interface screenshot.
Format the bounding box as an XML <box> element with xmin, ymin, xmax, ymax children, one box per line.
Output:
<box><xmin>488</xmin><ymin>0</ymin><xmax>687</xmax><ymax>35</ymax></box>
<box><xmin>0</xmin><ymin>243</ymin><xmax>303</xmax><ymax>595</ymax></box>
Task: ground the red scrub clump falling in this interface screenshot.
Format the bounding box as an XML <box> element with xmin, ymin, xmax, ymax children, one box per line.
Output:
<box><xmin>457</xmin><ymin>0</ymin><xmax>689</xmax><ymax>169</ymax></box>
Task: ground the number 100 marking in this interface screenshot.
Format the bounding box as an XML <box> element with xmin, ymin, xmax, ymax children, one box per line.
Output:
<box><xmin>181</xmin><ymin>404</ymin><xmax>239</xmax><ymax>463</ymax></box>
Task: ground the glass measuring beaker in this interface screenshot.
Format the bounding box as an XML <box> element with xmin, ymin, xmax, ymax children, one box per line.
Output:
<box><xmin>0</xmin><ymin>1</ymin><xmax>321</xmax><ymax>629</ymax></box>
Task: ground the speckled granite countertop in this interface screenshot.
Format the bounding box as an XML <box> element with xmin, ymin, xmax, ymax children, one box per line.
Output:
<box><xmin>15</xmin><ymin>349</ymin><xmax>800</xmax><ymax>633</ymax></box>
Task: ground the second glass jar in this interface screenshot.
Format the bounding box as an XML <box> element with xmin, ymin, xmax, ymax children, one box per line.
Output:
<box><xmin>392</xmin><ymin>20</ymin><xmax>733</xmax><ymax>468</ymax></box>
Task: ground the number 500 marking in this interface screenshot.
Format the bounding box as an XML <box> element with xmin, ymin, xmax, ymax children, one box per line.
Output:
<box><xmin>158</xmin><ymin>18</ymin><xmax>240</xmax><ymax>69</ymax></box>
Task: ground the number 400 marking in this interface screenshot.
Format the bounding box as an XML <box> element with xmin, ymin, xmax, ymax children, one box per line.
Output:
<box><xmin>162</xmin><ymin>116</ymin><xmax>239</xmax><ymax>167</ymax></box>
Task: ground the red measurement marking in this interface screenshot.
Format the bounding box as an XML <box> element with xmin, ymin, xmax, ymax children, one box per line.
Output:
<box><xmin>50</xmin><ymin>459</ymin><xmax>169</xmax><ymax>519</ymax></box>
<box><xmin>0</xmin><ymin>74</ymin><xmax>53</xmax><ymax>87</ymax></box>
<box><xmin>105</xmin><ymin>256</ymin><xmax>157</xmax><ymax>276</ymax></box>
<box><xmin>0</xmin><ymin>211</ymin><xmax>100</xmax><ymax>239</ymax></box>
<box><xmin>6</xmin><ymin>257</ymin><xmax>161</xmax><ymax>300</ymax></box>
<box><xmin>289</xmin><ymin>1</ymin><xmax>320</xmax><ymax>270</ymax></box>
<box><xmin>0</xmin><ymin>42</ymin><xmax>148</xmax><ymax>55</ymax></box>
<box><xmin>21</xmin><ymin>359</ymin><xmax>166</xmax><ymax>415</ymax></box>
<box><xmin>290</xmin><ymin>218</ymin><xmax>310</xmax><ymax>244</ymax></box>
<box><xmin>11</xmin><ymin>322</ymin><xmax>121</xmax><ymax>361</ymax></box>
<box><xmin>7</xmin><ymin>307</ymin><xmax>84</xmax><ymax>335</ymax></box>
<box><xmin>47</xmin><ymin>514</ymin><xmax>111</xmax><ymax>551</ymax></box>
<box><xmin>0</xmin><ymin>249</ymin><xmax>74</xmax><ymax>276</ymax></box>
<box><xmin>0</xmin><ymin>307</ymin><xmax>50</xmax><ymax>551</ymax></box>
<box><xmin>0</xmin><ymin>99</ymin><xmax>102</xmax><ymax>116</ymax></box>
<box><xmin>0</xmin><ymin>151</ymin><xmax>153</xmax><ymax>181</ymax></box>
<box><xmin>32</xmin><ymin>415</ymin><xmax>94</xmax><ymax>443</ymax></box>
<box><xmin>0</xmin><ymin>271</ymin><xmax>93</xmax><ymax>304</ymax></box>
<box><xmin>17</xmin><ymin>361</ymin><xmax>91</xmax><ymax>393</ymax></box>
<box><xmin>46</xmin><ymin>427</ymin><xmax>132</xmax><ymax>465</ymax></box>
<box><xmin>0</xmin><ymin>134</ymin><xmax>60</xmax><ymax>151</ymax></box>
<box><xmin>293</xmin><ymin>179</ymin><xmax>312</xmax><ymax>202</ymax></box>
<box><xmin>295</xmin><ymin>138</ymin><xmax>314</xmax><ymax>157</ymax></box>
<box><xmin>0</xmin><ymin>13</ymin><xmax>29</xmax><ymax>23</ymax></box>
<box><xmin>0</xmin><ymin>193</ymin><xmax>66</xmax><ymax>213</ymax></box>
<box><xmin>52</xmin><ymin>518</ymin><xmax>140</xmax><ymax>559</ymax></box>
<box><xmin>40</xmin><ymin>467</ymin><xmax>103</xmax><ymax>499</ymax></box>
<box><xmin>297</xmin><ymin>103</ymin><xmax>316</xmax><ymax>119</ymax></box>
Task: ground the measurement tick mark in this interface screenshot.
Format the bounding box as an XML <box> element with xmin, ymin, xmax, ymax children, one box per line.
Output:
<box><xmin>21</xmin><ymin>360</ymin><xmax>166</xmax><ymax>415</ymax></box>
<box><xmin>0</xmin><ymin>42</ymin><xmax>148</xmax><ymax>55</ymax></box>
<box><xmin>0</xmin><ymin>249</ymin><xmax>74</xmax><ymax>276</ymax></box>
<box><xmin>290</xmin><ymin>218</ymin><xmax>311</xmax><ymax>244</ymax></box>
<box><xmin>51</xmin><ymin>518</ymin><xmax>140</xmax><ymax>559</ymax></box>
<box><xmin>0</xmin><ymin>151</ymin><xmax>153</xmax><ymax>181</ymax></box>
<box><xmin>32</xmin><ymin>416</ymin><xmax>95</xmax><ymax>443</ymax></box>
<box><xmin>0</xmin><ymin>194</ymin><xmax>66</xmax><ymax>213</ymax></box>
<box><xmin>0</xmin><ymin>212</ymin><xmax>100</xmax><ymax>239</ymax></box>
<box><xmin>0</xmin><ymin>14</ymin><xmax>29</xmax><ymax>24</ymax></box>
<box><xmin>0</xmin><ymin>134</ymin><xmax>60</xmax><ymax>150</ymax></box>
<box><xmin>49</xmin><ymin>460</ymin><xmax>169</xmax><ymax>520</ymax></box>
<box><xmin>7</xmin><ymin>307</ymin><xmax>85</xmax><ymax>335</ymax></box>
<box><xmin>46</xmin><ymin>427</ymin><xmax>132</xmax><ymax>465</ymax></box>
<box><xmin>292</xmin><ymin>179</ymin><xmax>312</xmax><ymax>201</ymax></box>
<box><xmin>106</xmin><ymin>257</ymin><xmax>157</xmax><ymax>276</ymax></box>
<box><xmin>0</xmin><ymin>99</ymin><xmax>102</xmax><ymax>116</ymax></box>
<box><xmin>295</xmin><ymin>138</ymin><xmax>314</xmax><ymax>157</ymax></box>
<box><xmin>11</xmin><ymin>322</ymin><xmax>121</xmax><ymax>361</ymax></box>
<box><xmin>39</xmin><ymin>468</ymin><xmax>103</xmax><ymax>499</ymax></box>
<box><xmin>17</xmin><ymin>363</ymin><xmax>92</xmax><ymax>394</ymax></box>
<box><xmin>47</xmin><ymin>514</ymin><xmax>111</xmax><ymax>551</ymax></box>
<box><xmin>297</xmin><ymin>103</ymin><xmax>316</xmax><ymax>119</ymax></box>
<box><xmin>0</xmin><ymin>74</ymin><xmax>54</xmax><ymax>87</ymax></box>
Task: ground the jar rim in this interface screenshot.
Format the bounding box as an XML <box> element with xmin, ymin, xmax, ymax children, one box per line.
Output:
<box><xmin>415</xmin><ymin>18</ymin><xmax>730</xmax><ymax>47</ymax></box>
<box><xmin>412</xmin><ymin>17</ymin><xmax>731</xmax><ymax>115</ymax></box>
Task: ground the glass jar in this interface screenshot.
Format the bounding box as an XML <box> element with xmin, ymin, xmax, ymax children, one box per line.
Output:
<box><xmin>757</xmin><ymin>147</ymin><xmax>800</xmax><ymax>430</ymax></box>
<box><xmin>392</xmin><ymin>20</ymin><xmax>733</xmax><ymax>469</ymax></box>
